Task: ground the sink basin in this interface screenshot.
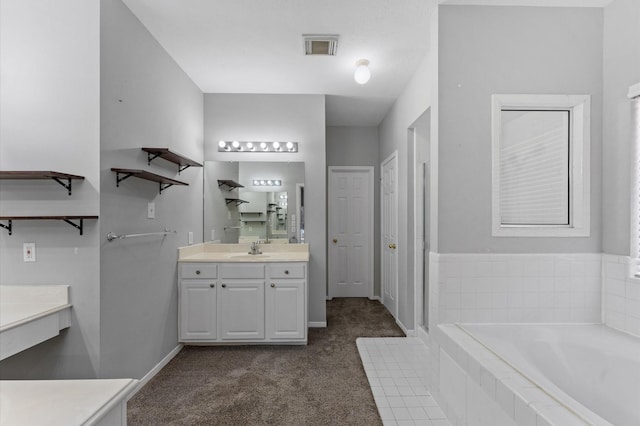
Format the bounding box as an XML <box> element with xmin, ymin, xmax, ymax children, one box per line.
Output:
<box><xmin>230</xmin><ymin>254</ymin><xmax>271</xmax><ymax>260</ymax></box>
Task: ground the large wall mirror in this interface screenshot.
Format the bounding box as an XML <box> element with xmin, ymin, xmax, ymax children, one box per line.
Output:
<box><xmin>204</xmin><ymin>161</ymin><xmax>305</xmax><ymax>244</ymax></box>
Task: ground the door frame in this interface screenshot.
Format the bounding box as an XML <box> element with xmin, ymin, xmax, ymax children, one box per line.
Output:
<box><xmin>381</xmin><ymin>151</ymin><xmax>399</xmax><ymax>318</ymax></box>
<box><xmin>327</xmin><ymin>166</ymin><xmax>375</xmax><ymax>300</ymax></box>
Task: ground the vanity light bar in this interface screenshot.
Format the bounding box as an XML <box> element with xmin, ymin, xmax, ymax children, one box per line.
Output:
<box><xmin>217</xmin><ymin>141</ymin><xmax>298</xmax><ymax>153</ymax></box>
<box><xmin>252</xmin><ymin>179</ymin><xmax>282</xmax><ymax>186</ymax></box>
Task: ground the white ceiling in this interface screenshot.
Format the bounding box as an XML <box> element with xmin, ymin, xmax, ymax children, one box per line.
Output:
<box><xmin>120</xmin><ymin>0</ymin><xmax>432</xmax><ymax>127</ymax></box>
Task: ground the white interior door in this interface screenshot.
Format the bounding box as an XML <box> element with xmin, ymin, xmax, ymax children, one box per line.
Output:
<box><xmin>328</xmin><ymin>167</ymin><xmax>373</xmax><ymax>298</ymax></box>
<box><xmin>381</xmin><ymin>152</ymin><xmax>398</xmax><ymax>318</ymax></box>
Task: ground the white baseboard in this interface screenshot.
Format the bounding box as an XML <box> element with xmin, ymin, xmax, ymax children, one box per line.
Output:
<box><xmin>369</xmin><ymin>295</ymin><xmax>382</xmax><ymax>302</ymax></box>
<box><xmin>396</xmin><ymin>319</ymin><xmax>416</xmax><ymax>337</ymax></box>
<box><xmin>308</xmin><ymin>321</ymin><xmax>327</xmax><ymax>328</ymax></box>
<box><xmin>128</xmin><ymin>344</ymin><xmax>183</xmax><ymax>399</ymax></box>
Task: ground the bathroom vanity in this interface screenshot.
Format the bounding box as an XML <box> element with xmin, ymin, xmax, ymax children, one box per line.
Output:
<box><xmin>178</xmin><ymin>243</ymin><xmax>309</xmax><ymax>345</ymax></box>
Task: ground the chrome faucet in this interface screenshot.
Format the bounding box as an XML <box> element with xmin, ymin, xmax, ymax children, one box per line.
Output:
<box><xmin>249</xmin><ymin>241</ymin><xmax>262</xmax><ymax>255</ymax></box>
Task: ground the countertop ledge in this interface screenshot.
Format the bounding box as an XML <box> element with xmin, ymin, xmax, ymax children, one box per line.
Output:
<box><xmin>0</xmin><ymin>378</ymin><xmax>138</xmax><ymax>426</ymax></box>
<box><xmin>178</xmin><ymin>243</ymin><xmax>309</xmax><ymax>262</ymax></box>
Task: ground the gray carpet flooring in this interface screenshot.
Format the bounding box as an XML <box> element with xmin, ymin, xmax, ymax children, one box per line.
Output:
<box><xmin>128</xmin><ymin>298</ymin><xmax>405</xmax><ymax>425</ymax></box>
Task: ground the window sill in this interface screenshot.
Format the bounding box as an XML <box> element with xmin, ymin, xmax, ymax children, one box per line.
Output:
<box><xmin>492</xmin><ymin>225</ymin><xmax>590</xmax><ymax>238</ymax></box>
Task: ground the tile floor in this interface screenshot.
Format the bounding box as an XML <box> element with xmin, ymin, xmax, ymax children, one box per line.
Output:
<box><xmin>356</xmin><ymin>337</ymin><xmax>451</xmax><ymax>426</ymax></box>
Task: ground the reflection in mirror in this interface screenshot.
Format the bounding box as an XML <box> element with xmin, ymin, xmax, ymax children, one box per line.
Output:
<box><xmin>238</xmin><ymin>191</ymin><xmax>288</xmax><ymax>243</ymax></box>
<box><xmin>204</xmin><ymin>161</ymin><xmax>304</xmax><ymax>244</ymax></box>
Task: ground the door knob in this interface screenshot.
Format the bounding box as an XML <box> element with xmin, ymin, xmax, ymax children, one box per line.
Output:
<box><xmin>332</xmin><ymin>238</ymin><xmax>338</xmax><ymax>243</ymax></box>
<box><xmin>271</xmin><ymin>283</ymin><xmax>276</xmax><ymax>288</ymax></box>
<box><xmin>210</xmin><ymin>283</ymin><xmax>215</xmax><ymax>288</ymax></box>
<box><xmin>221</xmin><ymin>284</ymin><xmax>227</xmax><ymax>288</ymax></box>
<box><xmin>388</xmin><ymin>243</ymin><xmax>396</xmax><ymax>249</ymax></box>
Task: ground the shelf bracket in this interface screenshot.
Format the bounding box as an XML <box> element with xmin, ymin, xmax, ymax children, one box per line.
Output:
<box><xmin>146</xmin><ymin>151</ymin><xmax>162</xmax><ymax>166</ymax></box>
<box><xmin>159</xmin><ymin>183</ymin><xmax>174</xmax><ymax>194</ymax></box>
<box><xmin>0</xmin><ymin>220</ymin><xmax>12</xmax><ymax>236</ymax></box>
<box><xmin>62</xmin><ymin>218</ymin><xmax>84</xmax><ymax>235</ymax></box>
<box><xmin>115</xmin><ymin>171</ymin><xmax>135</xmax><ymax>187</ymax></box>
<box><xmin>51</xmin><ymin>177</ymin><xmax>74</xmax><ymax>196</ymax></box>
<box><xmin>178</xmin><ymin>164</ymin><xmax>191</xmax><ymax>175</ymax></box>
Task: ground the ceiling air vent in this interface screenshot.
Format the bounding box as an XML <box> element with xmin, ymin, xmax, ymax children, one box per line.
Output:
<box><xmin>303</xmin><ymin>34</ymin><xmax>339</xmax><ymax>56</ymax></box>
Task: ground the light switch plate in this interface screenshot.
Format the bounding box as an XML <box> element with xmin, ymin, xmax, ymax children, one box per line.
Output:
<box><xmin>147</xmin><ymin>202</ymin><xmax>155</xmax><ymax>219</ymax></box>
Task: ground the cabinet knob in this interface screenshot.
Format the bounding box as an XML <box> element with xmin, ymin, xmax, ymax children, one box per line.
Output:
<box><xmin>221</xmin><ymin>284</ymin><xmax>227</xmax><ymax>288</ymax></box>
<box><xmin>196</xmin><ymin>270</ymin><xmax>201</xmax><ymax>275</ymax></box>
<box><xmin>332</xmin><ymin>238</ymin><xmax>338</xmax><ymax>243</ymax></box>
<box><xmin>210</xmin><ymin>283</ymin><xmax>215</xmax><ymax>288</ymax></box>
<box><xmin>284</xmin><ymin>270</ymin><xmax>289</xmax><ymax>275</ymax></box>
<box><xmin>271</xmin><ymin>283</ymin><xmax>276</xmax><ymax>288</ymax></box>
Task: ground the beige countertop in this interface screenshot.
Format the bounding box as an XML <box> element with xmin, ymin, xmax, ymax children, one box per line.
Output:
<box><xmin>178</xmin><ymin>243</ymin><xmax>309</xmax><ymax>262</ymax></box>
<box><xmin>0</xmin><ymin>285</ymin><xmax>72</xmax><ymax>361</ymax></box>
<box><xmin>0</xmin><ymin>378</ymin><xmax>138</xmax><ymax>426</ymax></box>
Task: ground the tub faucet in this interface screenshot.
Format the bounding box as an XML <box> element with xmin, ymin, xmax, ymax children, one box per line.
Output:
<box><xmin>249</xmin><ymin>241</ymin><xmax>262</xmax><ymax>255</ymax></box>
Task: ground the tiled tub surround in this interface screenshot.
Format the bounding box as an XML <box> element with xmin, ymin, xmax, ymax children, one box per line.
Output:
<box><xmin>433</xmin><ymin>253</ymin><xmax>602</xmax><ymax>324</ymax></box>
<box><xmin>603</xmin><ymin>254</ymin><xmax>640</xmax><ymax>336</ymax></box>
<box><xmin>430</xmin><ymin>324</ymin><xmax>634</xmax><ymax>426</ymax></box>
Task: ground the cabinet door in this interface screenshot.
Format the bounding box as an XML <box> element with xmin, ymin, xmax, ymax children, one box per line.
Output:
<box><xmin>218</xmin><ymin>280</ymin><xmax>265</xmax><ymax>340</ymax></box>
<box><xmin>180</xmin><ymin>280</ymin><xmax>216</xmax><ymax>340</ymax></box>
<box><xmin>266</xmin><ymin>280</ymin><xmax>305</xmax><ymax>339</ymax></box>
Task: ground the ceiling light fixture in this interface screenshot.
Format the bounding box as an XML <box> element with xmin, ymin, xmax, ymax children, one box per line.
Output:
<box><xmin>354</xmin><ymin>59</ymin><xmax>371</xmax><ymax>85</ymax></box>
<box><xmin>253</xmin><ymin>179</ymin><xmax>282</xmax><ymax>187</ymax></box>
<box><xmin>217</xmin><ymin>141</ymin><xmax>298</xmax><ymax>153</ymax></box>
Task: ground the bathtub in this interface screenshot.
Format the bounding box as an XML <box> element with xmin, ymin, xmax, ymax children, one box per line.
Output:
<box><xmin>433</xmin><ymin>323</ymin><xmax>640</xmax><ymax>425</ymax></box>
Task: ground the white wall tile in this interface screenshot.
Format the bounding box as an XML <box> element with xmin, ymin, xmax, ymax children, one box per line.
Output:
<box><xmin>433</xmin><ymin>253</ymin><xmax>603</xmax><ymax>325</ymax></box>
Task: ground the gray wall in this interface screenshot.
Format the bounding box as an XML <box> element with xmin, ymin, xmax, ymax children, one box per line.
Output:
<box><xmin>326</xmin><ymin>126</ymin><xmax>381</xmax><ymax>296</ymax></box>
<box><xmin>99</xmin><ymin>0</ymin><xmax>203</xmax><ymax>378</ymax></box>
<box><xmin>603</xmin><ymin>0</ymin><xmax>640</xmax><ymax>256</ymax></box>
<box><xmin>438</xmin><ymin>5</ymin><xmax>603</xmax><ymax>253</ymax></box>
<box><xmin>0</xmin><ymin>0</ymin><xmax>101</xmax><ymax>379</ymax></box>
<box><xmin>204</xmin><ymin>94</ymin><xmax>327</xmax><ymax>325</ymax></box>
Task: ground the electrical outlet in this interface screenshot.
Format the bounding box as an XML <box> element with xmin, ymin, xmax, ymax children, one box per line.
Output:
<box><xmin>188</xmin><ymin>231</ymin><xmax>194</xmax><ymax>245</ymax></box>
<box><xmin>147</xmin><ymin>202</ymin><xmax>155</xmax><ymax>219</ymax></box>
<box><xmin>23</xmin><ymin>242</ymin><xmax>36</xmax><ymax>262</ymax></box>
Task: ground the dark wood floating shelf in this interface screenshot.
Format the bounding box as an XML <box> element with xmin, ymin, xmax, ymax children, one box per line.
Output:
<box><xmin>225</xmin><ymin>198</ymin><xmax>249</xmax><ymax>206</ymax></box>
<box><xmin>0</xmin><ymin>171</ymin><xmax>85</xmax><ymax>195</ymax></box>
<box><xmin>111</xmin><ymin>168</ymin><xmax>188</xmax><ymax>193</ymax></box>
<box><xmin>141</xmin><ymin>148</ymin><xmax>202</xmax><ymax>174</ymax></box>
<box><xmin>0</xmin><ymin>215</ymin><xmax>98</xmax><ymax>236</ymax></box>
<box><xmin>217</xmin><ymin>180</ymin><xmax>244</xmax><ymax>190</ymax></box>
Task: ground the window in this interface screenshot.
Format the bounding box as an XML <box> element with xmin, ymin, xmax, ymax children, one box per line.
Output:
<box><xmin>630</xmin><ymin>83</ymin><xmax>640</xmax><ymax>277</ymax></box>
<box><xmin>491</xmin><ymin>94</ymin><xmax>590</xmax><ymax>237</ymax></box>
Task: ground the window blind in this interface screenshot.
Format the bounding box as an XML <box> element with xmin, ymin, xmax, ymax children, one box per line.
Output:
<box><xmin>499</xmin><ymin>110</ymin><xmax>570</xmax><ymax>226</ymax></box>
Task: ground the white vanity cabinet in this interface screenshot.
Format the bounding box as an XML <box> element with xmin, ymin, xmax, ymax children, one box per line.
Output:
<box><xmin>266</xmin><ymin>263</ymin><xmax>306</xmax><ymax>340</ymax></box>
<box><xmin>178</xmin><ymin>261</ymin><xmax>307</xmax><ymax>345</ymax></box>
<box><xmin>179</xmin><ymin>264</ymin><xmax>218</xmax><ymax>340</ymax></box>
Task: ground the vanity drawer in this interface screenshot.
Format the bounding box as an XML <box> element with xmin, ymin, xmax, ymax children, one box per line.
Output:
<box><xmin>269</xmin><ymin>263</ymin><xmax>306</xmax><ymax>279</ymax></box>
<box><xmin>220</xmin><ymin>263</ymin><xmax>265</xmax><ymax>279</ymax></box>
<box><xmin>181</xmin><ymin>264</ymin><xmax>217</xmax><ymax>279</ymax></box>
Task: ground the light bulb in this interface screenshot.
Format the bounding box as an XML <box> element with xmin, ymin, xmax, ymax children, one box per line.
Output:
<box><xmin>246</xmin><ymin>142</ymin><xmax>254</xmax><ymax>150</ymax></box>
<box><xmin>218</xmin><ymin>141</ymin><xmax>226</xmax><ymax>148</ymax></box>
<box><xmin>261</xmin><ymin>142</ymin><xmax>268</xmax><ymax>151</ymax></box>
<box><xmin>253</xmin><ymin>180</ymin><xmax>259</xmax><ymax>186</ymax></box>
<box><xmin>273</xmin><ymin>142</ymin><xmax>280</xmax><ymax>150</ymax></box>
<box><xmin>354</xmin><ymin>59</ymin><xmax>371</xmax><ymax>85</ymax></box>
<box><xmin>232</xmin><ymin>141</ymin><xmax>240</xmax><ymax>149</ymax></box>
<box><xmin>286</xmin><ymin>142</ymin><xmax>294</xmax><ymax>150</ymax></box>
